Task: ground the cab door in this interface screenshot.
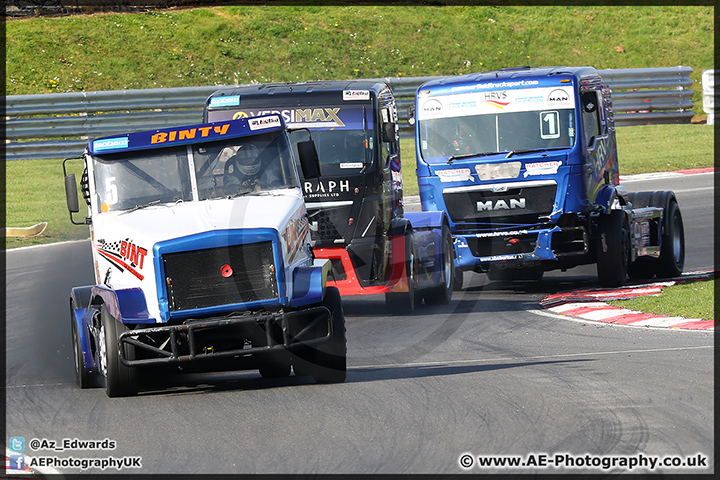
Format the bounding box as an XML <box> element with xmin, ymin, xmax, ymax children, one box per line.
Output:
<box><xmin>581</xmin><ymin>88</ymin><xmax>617</xmax><ymax>204</ymax></box>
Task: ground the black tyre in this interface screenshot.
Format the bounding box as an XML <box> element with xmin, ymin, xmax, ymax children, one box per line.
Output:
<box><xmin>627</xmin><ymin>191</ymin><xmax>685</xmax><ymax>280</ymax></box>
<box><xmin>71</xmin><ymin>299</ymin><xmax>96</xmax><ymax>389</ymax></box>
<box><xmin>423</xmin><ymin>225</ymin><xmax>454</xmax><ymax>305</ymax></box>
<box><xmin>100</xmin><ymin>305</ymin><xmax>138</xmax><ymax>398</ymax></box>
<box><xmin>385</xmin><ymin>233</ymin><xmax>416</xmax><ymax>314</ymax></box>
<box><xmin>596</xmin><ymin>210</ymin><xmax>630</xmax><ymax>287</ymax></box>
<box><xmin>311</xmin><ymin>287</ymin><xmax>347</xmax><ymax>384</ymax></box>
<box><xmin>656</xmin><ymin>200</ymin><xmax>684</xmax><ymax>278</ymax></box>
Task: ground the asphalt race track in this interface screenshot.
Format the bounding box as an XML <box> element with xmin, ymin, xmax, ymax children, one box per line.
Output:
<box><xmin>5</xmin><ymin>172</ymin><xmax>714</xmax><ymax>475</ymax></box>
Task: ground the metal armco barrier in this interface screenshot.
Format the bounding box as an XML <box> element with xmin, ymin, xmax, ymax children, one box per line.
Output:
<box><xmin>5</xmin><ymin>67</ymin><xmax>695</xmax><ymax>161</ymax></box>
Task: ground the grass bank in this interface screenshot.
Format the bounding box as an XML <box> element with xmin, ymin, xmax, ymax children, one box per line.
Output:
<box><xmin>5</xmin><ymin>5</ymin><xmax>714</xmax><ymax>117</ymax></box>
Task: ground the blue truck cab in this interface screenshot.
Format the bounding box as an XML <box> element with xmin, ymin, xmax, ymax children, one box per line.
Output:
<box><xmin>411</xmin><ymin>66</ymin><xmax>685</xmax><ymax>287</ymax></box>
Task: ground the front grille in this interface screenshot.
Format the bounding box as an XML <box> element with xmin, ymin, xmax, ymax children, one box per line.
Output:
<box><xmin>443</xmin><ymin>183</ymin><xmax>556</xmax><ymax>224</ymax></box>
<box><xmin>163</xmin><ymin>241</ymin><xmax>278</xmax><ymax>312</ymax></box>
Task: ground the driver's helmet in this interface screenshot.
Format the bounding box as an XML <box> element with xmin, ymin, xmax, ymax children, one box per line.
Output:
<box><xmin>234</xmin><ymin>144</ymin><xmax>261</xmax><ymax>176</ymax></box>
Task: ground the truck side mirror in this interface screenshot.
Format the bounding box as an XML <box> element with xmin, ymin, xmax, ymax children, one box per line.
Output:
<box><xmin>407</xmin><ymin>105</ymin><xmax>416</xmax><ymax>126</ymax></box>
<box><xmin>65</xmin><ymin>174</ymin><xmax>80</xmax><ymax>214</ymax></box>
<box><xmin>64</xmin><ymin>173</ymin><xmax>90</xmax><ymax>225</ymax></box>
<box><xmin>63</xmin><ymin>156</ymin><xmax>90</xmax><ymax>225</ymax></box>
<box><xmin>297</xmin><ymin>140</ymin><xmax>321</xmax><ymax>179</ymax></box>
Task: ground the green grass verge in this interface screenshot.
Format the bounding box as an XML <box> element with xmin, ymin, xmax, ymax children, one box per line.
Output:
<box><xmin>5</xmin><ymin>158</ymin><xmax>90</xmax><ymax>249</ymax></box>
<box><xmin>608</xmin><ymin>279</ymin><xmax>714</xmax><ymax>321</ymax></box>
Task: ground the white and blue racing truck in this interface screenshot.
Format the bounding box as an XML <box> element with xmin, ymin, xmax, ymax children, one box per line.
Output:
<box><xmin>63</xmin><ymin>115</ymin><xmax>346</xmax><ymax>397</ymax></box>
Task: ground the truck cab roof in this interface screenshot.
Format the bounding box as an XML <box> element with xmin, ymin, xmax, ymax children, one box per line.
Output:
<box><xmin>87</xmin><ymin>116</ymin><xmax>287</xmax><ymax>156</ymax></box>
<box><xmin>420</xmin><ymin>66</ymin><xmax>604</xmax><ymax>91</ymax></box>
<box><xmin>206</xmin><ymin>80</ymin><xmax>395</xmax><ymax>109</ymax></box>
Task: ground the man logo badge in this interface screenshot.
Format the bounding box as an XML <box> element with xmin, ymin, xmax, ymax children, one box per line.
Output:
<box><xmin>477</xmin><ymin>198</ymin><xmax>527</xmax><ymax>211</ymax></box>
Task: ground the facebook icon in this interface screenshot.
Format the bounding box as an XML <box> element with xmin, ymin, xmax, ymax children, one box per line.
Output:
<box><xmin>8</xmin><ymin>454</ymin><xmax>25</xmax><ymax>470</ymax></box>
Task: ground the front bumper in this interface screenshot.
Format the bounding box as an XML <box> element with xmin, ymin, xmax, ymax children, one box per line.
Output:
<box><xmin>118</xmin><ymin>307</ymin><xmax>331</xmax><ymax>367</ymax></box>
<box><xmin>454</xmin><ymin>225</ymin><xmax>589</xmax><ymax>269</ymax></box>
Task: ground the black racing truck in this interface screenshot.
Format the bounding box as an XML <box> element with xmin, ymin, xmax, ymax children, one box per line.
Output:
<box><xmin>205</xmin><ymin>81</ymin><xmax>454</xmax><ymax>312</ymax></box>
<box><xmin>410</xmin><ymin>66</ymin><xmax>685</xmax><ymax>287</ymax></box>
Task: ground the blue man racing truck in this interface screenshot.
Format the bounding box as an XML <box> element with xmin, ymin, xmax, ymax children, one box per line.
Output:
<box><xmin>410</xmin><ymin>66</ymin><xmax>685</xmax><ymax>287</ymax></box>
<box><xmin>204</xmin><ymin>81</ymin><xmax>454</xmax><ymax>312</ymax></box>
<box><xmin>63</xmin><ymin>115</ymin><xmax>346</xmax><ymax>397</ymax></box>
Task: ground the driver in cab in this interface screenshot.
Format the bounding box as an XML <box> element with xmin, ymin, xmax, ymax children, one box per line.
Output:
<box><xmin>224</xmin><ymin>143</ymin><xmax>281</xmax><ymax>193</ymax></box>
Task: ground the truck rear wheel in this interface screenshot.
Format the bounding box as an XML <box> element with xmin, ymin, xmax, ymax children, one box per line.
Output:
<box><xmin>385</xmin><ymin>234</ymin><xmax>417</xmax><ymax>314</ymax></box>
<box><xmin>627</xmin><ymin>191</ymin><xmax>685</xmax><ymax>280</ymax></box>
<box><xmin>100</xmin><ymin>305</ymin><xmax>138</xmax><ymax>398</ymax></box>
<box><xmin>596</xmin><ymin>210</ymin><xmax>630</xmax><ymax>287</ymax></box>
<box><xmin>311</xmin><ymin>286</ymin><xmax>347</xmax><ymax>384</ymax></box>
<box><xmin>423</xmin><ymin>225</ymin><xmax>454</xmax><ymax>305</ymax></box>
<box><xmin>656</xmin><ymin>199</ymin><xmax>685</xmax><ymax>278</ymax></box>
<box><xmin>71</xmin><ymin>299</ymin><xmax>95</xmax><ymax>389</ymax></box>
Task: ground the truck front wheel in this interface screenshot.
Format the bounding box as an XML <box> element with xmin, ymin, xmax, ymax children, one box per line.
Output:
<box><xmin>100</xmin><ymin>305</ymin><xmax>138</xmax><ymax>397</ymax></box>
<box><xmin>596</xmin><ymin>211</ymin><xmax>630</xmax><ymax>287</ymax></box>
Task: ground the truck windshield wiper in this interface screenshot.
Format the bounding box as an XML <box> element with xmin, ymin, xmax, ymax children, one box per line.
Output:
<box><xmin>120</xmin><ymin>199</ymin><xmax>162</xmax><ymax>214</ymax></box>
<box><xmin>447</xmin><ymin>151</ymin><xmax>508</xmax><ymax>164</ymax></box>
<box><xmin>505</xmin><ymin>147</ymin><xmax>564</xmax><ymax>158</ymax></box>
<box><xmin>228</xmin><ymin>189</ymin><xmax>278</xmax><ymax>199</ymax></box>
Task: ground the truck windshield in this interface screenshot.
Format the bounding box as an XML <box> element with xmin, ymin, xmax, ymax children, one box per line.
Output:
<box><xmin>290</xmin><ymin>128</ymin><xmax>371</xmax><ymax>176</ymax></box>
<box><xmin>92</xmin><ymin>130</ymin><xmax>299</xmax><ymax>212</ymax></box>
<box><xmin>193</xmin><ymin>130</ymin><xmax>299</xmax><ymax>200</ymax></box>
<box><xmin>93</xmin><ymin>146</ymin><xmax>193</xmax><ymax>212</ymax></box>
<box><xmin>206</xmin><ymin>104</ymin><xmax>374</xmax><ymax>176</ymax></box>
<box><xmin>417</xmin><ymin>86</ymin><xmax>577</xmax><ymax>161</ymax></box>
